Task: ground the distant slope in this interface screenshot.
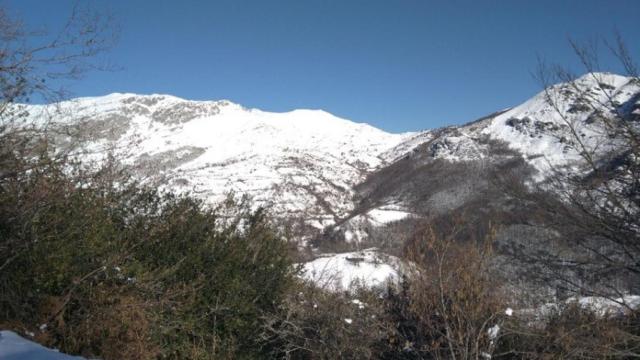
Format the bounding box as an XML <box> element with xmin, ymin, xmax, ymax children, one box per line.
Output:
<box><xmin>325</xmin><ymin>72</ymin><xmax>640</xmax><ymax>248</ymax></box>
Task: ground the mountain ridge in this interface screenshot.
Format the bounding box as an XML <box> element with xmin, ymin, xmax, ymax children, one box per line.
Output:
<box><xmin>23</xmin><ymin>92</ymin><xmax>415</xmax><ymax>241</ymax></box>
<box><xmin>21</xmin><ymin>72</ymin><xmax>640</xmax><ymax>245</ymax></box>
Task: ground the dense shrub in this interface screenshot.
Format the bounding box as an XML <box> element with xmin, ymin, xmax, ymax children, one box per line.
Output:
<box><xmin>0</xmin><ymin>155</ymin><xmax>296</xmax><ymax>359</ymax></box>
<box><xmin>261</xmin><ymin>281</ymin><xmax>395</xmax><ymax>359</ymax></box>
<box><xmin>495</xmin><ymin>304</ymin><xmax>640</xmax><ymax>359</ymax></box>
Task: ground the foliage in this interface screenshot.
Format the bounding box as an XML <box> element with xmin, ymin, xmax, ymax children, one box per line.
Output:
<box><xmin>496</xmin><ymin>304</ymin><xmax>640</xmax><ymax>359</ymax></box>
<box><xmin>261</xmin><ymin>281</ymin><xmax>395</xmax><ymax>359</ymax></box>
<box><xmin>397</xmin><ymin>218</ymin><xmax>506</xmax><ymax>360</ymax></box>
<box><xmin>0</xmin><ymin>155</ymin><xmax>296</xmax><ymax>359</ymax></box>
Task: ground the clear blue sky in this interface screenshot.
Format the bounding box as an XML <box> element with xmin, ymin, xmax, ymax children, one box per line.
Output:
<box><xmin>9</xmin><ymin>0</ymin><xmax>640</xmax><ymax>132</ymax></box>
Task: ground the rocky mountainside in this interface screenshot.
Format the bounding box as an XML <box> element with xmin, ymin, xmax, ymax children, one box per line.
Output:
<box><xmin>308</xmin><ymin>72</ymin><xmax>639</xmax><ymax>290</ymax></box>
<box><xmin>24</xmin><ymin>73</ymin><xmax>640</xmax><ymax>250</ymax></box>
<box><xmin>325</xmin><ymin>72</ymin><xmax>640</xmax><ymax>247</ymax></box>
<box><xmin>25</xmin><ymin>93</ymin><xmax>414</xmax><ymax>241</ymax></box>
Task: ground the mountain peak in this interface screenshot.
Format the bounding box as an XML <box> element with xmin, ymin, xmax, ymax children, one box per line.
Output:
<box><xmin>573</xmin><ymin>72</ymin><xmax>631</xmax><ymax>88</ymax></box>
<box><xmin>22</xmin><ymin>92</ymin><xmax>412</xmax><ymax>235</ymax></box>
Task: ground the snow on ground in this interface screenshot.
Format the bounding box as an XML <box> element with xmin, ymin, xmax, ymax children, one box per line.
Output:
<box><xmin>300</xmin><ymin>248</ymin><xmax>406</xmax><ymax>291</ymax></box>
<box><xmin>567</xmin><ymin>295</ymin><xmax>640</xmax><ymax>316</ymax></box>
<box><xmin>380</xmin><ymin>131</ymin><xmax>433</xmax><ymax>162</ymax></box>
<box><xmin>365</xmin><ymin>207</ymin><xmax>413</xmax><ymax>224</ymax></box>
<box><xmin>339</xmin><ymin>205</ymin><xmax>414</xmax><ymax>243</ymax></box>
<box><xmin>0</xmin><ymin>331</ymin><xmax>85</xmax><ymax>360</ymax></box>
<box><xmin>517</xmin><ymin>295</ymin><xmax>640</xmax><ymax>319</ymax></box>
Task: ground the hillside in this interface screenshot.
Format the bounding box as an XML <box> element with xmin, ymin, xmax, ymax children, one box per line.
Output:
<box><xmin>21</xmin><ymin>73</ymin><xmax>640</xmax><ymax>253</ymax></box>
<box><xmin>328</xmin><ymin>73</ymin><xmax>640</xmax><ymax>247</ymax></box>
<box><xmin>24</xmin><ymin>94</ymin><xmax>413</xmax><ymax>241</ymax></box>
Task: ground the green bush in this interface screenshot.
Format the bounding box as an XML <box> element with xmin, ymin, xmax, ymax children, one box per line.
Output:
<box><xmin>0</xmin><ymin>155</ymin><xmax>296</xmax><ymax>359</ymax></box>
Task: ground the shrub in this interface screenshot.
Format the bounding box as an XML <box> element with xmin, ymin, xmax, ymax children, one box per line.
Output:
<box><xmin>496</xmin><ymin>304</ymin><xmax>640</xmax><ymax>359</ymax></box>
<box><xmin>261</xmin><ymin>281</ymin><xmax>395</xmax><ymax>359</ymax></box>
<box><xmin>386</xmin><ymin>218</ymin><xmax>508</xmax><ymax>360</ymax></box>
<box><xmin>0</xmin><ymin>155</ymin><xmax>296</xmax><ymax>359</ymax></box>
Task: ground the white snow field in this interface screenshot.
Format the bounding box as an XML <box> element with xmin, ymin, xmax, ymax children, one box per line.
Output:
<box><xmin>300</xmin><ymin>248</ymin><xmax>407</xmax><ymax>291</ymax></box>
<box><xmin>0</xmin><ymin>331</ymin><xmax>85</xmax><ymax>360</ymax></box>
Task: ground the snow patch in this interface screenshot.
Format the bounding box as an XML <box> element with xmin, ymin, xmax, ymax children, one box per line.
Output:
<box><xmin>517</xmin><ymin>295</ymin><xmax>640</xmax><ymax>318</ymax></box>
<box><xmin>300</xmin><ymin>248</ymin><xmax>405</xmax><ymax>291</ymax></box>
<box><xmin>0</xmin><ymin>331</ymin><xmax>85</xmax><ymax>359</ymax></box>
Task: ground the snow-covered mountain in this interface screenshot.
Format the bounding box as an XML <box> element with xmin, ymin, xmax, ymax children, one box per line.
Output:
<box><xmin>388</xmin><ymin>73</ymin><xmax>639</xmax><ymax>171</ymax></box>
<box><xmin>24</xmin><ymin>93</ymin><xmax>414</xmax><ymax>238</ymax></box>
<box><xmin>329</xmin><ymin>72</ymin><xmax>640</xmax><ymax>244</ymax></box>
<box><xmin>17</xmin><ymin>72</ymin><xmax>639</xmax><ymax>292</ymax></box>
<box><xmin>23</xmin><ymin>72</ymin><xmax>640</xmax><ymax>247</ymax></box>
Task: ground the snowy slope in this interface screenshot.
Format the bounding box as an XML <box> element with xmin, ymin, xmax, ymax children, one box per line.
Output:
<box><xmin>24</xmin><ymin>94</ymin><xmax>414</xmax><ymax>234</ymax></box>
<box><xmin>0</xmin><ymin>331</ymin><xmax>85</xmax><ymax>360</ymax></box>
<box><xmin>395</xmin><ymin>73</ymin><xmax>640</xmax><ymax>173</ymax></box>
<box><xmin>300</xmin><ymin>248</ymin><xmax>407</xmax><ymax>291</ymax></box>
<box><xmin>483</xmin><ymin>73</ymin><xmax>639</xmax><ymax>175</ymax></box>
<box><xmin>329</xmin><ymin>73</ymin><xmax>640</xmax><ymax>245</ymax></box>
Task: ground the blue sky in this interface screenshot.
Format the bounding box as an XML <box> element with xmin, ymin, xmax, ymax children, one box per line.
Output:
<box><xmin>9</xmin><ymin>0</ymin><xmax>640</xmax><ymax>132</ymax></box>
